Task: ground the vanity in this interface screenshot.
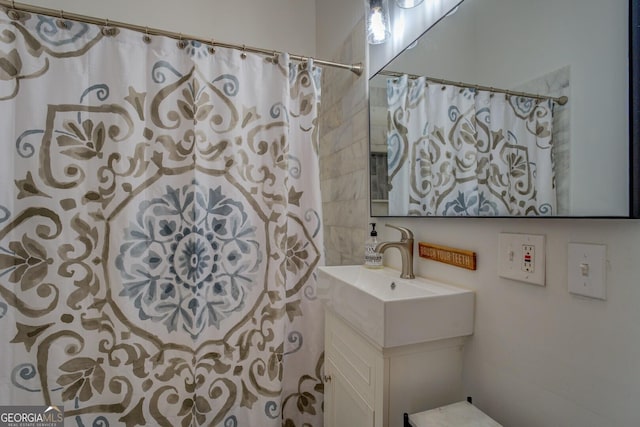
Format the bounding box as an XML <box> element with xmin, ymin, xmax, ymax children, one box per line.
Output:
<box><xmin>317</xmin><ymin>265</ymin><xmax>475</xmax><ymax>427</ymax></box>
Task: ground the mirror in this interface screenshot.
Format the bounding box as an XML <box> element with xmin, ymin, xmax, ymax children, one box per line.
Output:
<box><xmin>370</xmin><ymin>0</ymin><xmax>638</xmax><ymax>217</ymax></box>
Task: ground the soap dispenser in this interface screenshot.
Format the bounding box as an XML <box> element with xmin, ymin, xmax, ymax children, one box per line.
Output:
<box><xmin>364</xmin><ymin>223</ymin><xmax>383</xmax><ymax>269</ymax></box>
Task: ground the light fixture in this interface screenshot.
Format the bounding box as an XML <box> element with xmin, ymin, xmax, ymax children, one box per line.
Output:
<box><xmin>367</xmin><ymin>0</ymin><xmax>391</xmax><ymax>45</ymax></box>
<box><xmin>406</xmin><ymin>39</ymin><xmax>419</xmax><ymax>50</ymax></box>
<box><xmin>395</xmin><ymin>0</ymin><xmax>424</xmax><ymax>8</ymax></box>
<box><xmin>445</xmin><ymin>5</ymin><xmax>460</xmax><ymax>16</ymax></box>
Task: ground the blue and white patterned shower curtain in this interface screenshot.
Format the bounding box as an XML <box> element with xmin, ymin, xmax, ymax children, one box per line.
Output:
<box><xmin>387</xmin><ymin>75</ymin><xmax>556</xmax><ymax>216</ymax></box>
<box><xmin>0</xmin><ymin>7</ymin><xmax>325</xmax><ymax>426</ymax></box>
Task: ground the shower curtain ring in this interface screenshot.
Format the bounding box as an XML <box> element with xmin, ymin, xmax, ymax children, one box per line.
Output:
<box><xmin>57</xmin><ymin>10</ymin><xmax>68</xmax><ymax>29</ymax></box>
<box><xmin>241</xmin><ymin>45</ymin><xmax>247</xmax><ymax>59</ymax></box>
<box><xmin>208</xmin><ymin>38</ymin><xmax>215</xmax><ymax>54</ymax></box>
<box><xmin>102</xmin><ymin>18</ymin><xmax>115</xmax><ymax>36</ymax></box>
<box><xmin>142</xmin><ymin>26</ymin><xmax>151</xmax><ymax>44</ymax></box>
<box><xmin>7</xmin><ymin>0</ymin><xmax>20</xmax><ymax>20</ymax></box>
<box><xmin>177</xmin><ymin>33</ymin><xmax>187</xmax><ymax>49</ymax></box>
<box><xmin>272</xmin><ymin>50</ymin><xmax>278</xmax><ymax>64</ymax></box>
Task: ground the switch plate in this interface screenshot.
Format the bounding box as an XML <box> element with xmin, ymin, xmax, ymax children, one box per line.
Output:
<box><xmin>498</xmin><ymin>233</ymin><xmax>545</xmax><ymax>286</ymax></box>
<box><xmin>568</xmin><ymin>243</ymin><xmax>607</xmax><ymax>300</ymax></box>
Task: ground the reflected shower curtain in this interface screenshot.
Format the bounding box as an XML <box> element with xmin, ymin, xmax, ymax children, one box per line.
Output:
<box><xmin>387</xmin><ymin>75</ymin><xmax>556</xmax><ymax>216</ymax></box>
<box><xmin>0</xmin><ymin>9</ymin><xmax>325</xmax><ymax>427</ymax></box>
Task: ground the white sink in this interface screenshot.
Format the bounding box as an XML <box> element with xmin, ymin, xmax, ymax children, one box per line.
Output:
<box><xmin>317</xmin><ymin>265</ymin><xmax>475</xmax><ymax>348</ymax></box>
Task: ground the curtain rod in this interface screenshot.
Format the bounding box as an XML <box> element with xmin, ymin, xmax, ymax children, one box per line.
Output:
<box><xmin>379</xmin><ymin>70</ymin><xmax>568</xmax><ymax>106</ymax></box>
<box><xmin>0</xmin><ymin>0</ymin><xmax>364</xmax><ymax>76</ymax></box>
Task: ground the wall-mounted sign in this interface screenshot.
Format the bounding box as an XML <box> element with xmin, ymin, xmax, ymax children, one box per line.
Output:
<box><xmin>418</xmin><ymin>242</ymin><xmax>477</xmax><ymax>270</ymax></box>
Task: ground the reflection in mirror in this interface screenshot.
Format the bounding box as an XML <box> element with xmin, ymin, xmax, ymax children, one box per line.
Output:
<box><xmin>370</xmin><ymin>0</ymin><xmax>631</xmax><ymax>217</ymax></box>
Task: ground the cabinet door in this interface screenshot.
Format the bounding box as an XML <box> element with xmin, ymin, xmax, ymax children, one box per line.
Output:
<box><xmin>325</xmin><ymin>357</ymin><xmax>375</xmax><ymax>427</ymax></box>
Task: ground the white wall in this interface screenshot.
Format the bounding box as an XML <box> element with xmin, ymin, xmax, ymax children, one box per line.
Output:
<box><xmin>380</xmin><ymin>218</ymin><xmax>640</xmax><ymax>427</ymax></box>
<box><xmin>315</xmin><ymin>0</ymin><xmax>363</xmax><ymax>59</ymax></box>
<box><xmin>18</xmin><ymin>0</ymin><xmax>317</xmax><ymax>55</ymax></box>
<box><xmin>317</xmin><ymin>1</ymin><xmax>640</xmax><ymax>426</ymax></box>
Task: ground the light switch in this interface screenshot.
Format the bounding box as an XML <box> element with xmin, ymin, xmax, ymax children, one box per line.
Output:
<box><xmin>568</xmin><ymin>243</ymin><xmax>607</xmax><ymax>300</ymax></box>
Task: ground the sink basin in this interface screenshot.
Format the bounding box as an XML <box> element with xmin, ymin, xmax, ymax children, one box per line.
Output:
<box><xmin>317</xmin><ymin>265</ymin><xmax>475</xmax><ymax>348</ymax></box>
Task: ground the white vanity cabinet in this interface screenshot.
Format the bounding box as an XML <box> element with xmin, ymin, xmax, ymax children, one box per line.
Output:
<box><xmin>324</xmin><ymin>311</ymin><xmax>380</xmax><ymax>427</ymax></box>
<box><xmin>324</xmin><ymin>356</ymin><xmax>375</xmax><ymax>427</ymax></box>
<box><xmin>317</xmin><ymin>265</ymin><xmax>475</xmax><ymax>427</ymax></box>
<box><xmin>324</xmin><ymin>310</ymin><xmax>467</xmax><ymax>427</ymax></box>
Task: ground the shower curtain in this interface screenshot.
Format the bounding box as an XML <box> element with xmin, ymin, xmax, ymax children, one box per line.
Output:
<box><xmin>387</xmin><ymin>75</ymin><xmax>556</xmax><ymax>216</ymax></box>
<box><xmin>0</xmin><ymin>8</ymin><xmax>324</xmax><ymax>427</ymax></box>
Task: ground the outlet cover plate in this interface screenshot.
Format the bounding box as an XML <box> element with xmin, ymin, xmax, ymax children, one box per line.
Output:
<box><xmin>498</xmin><ymin>233</ymin><xmax>546</xmax><ymax>286</ymax></box>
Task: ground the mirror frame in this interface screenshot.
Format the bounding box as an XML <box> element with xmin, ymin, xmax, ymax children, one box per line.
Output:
<box><xmin>631</xmin><ymin>0</ymin><xmax>640</xmax><ymax>218</ymax></box>
<box><xmin>370</xmin><ymin>0</ymin><xmax>640</xmax><ymax>219</ymax></box>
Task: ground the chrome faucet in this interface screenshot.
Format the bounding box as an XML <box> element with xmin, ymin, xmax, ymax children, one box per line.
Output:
<box><xmin>374</xmin><ymin>224</ymin><xmax>415</xmax><ymax>279</ymax></box>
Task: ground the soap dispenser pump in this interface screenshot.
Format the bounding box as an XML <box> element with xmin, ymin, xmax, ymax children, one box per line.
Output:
<box><xmin>364</xmin><ymin>223</ymin><xmax>383</xmax><ymax>269</ymax></box>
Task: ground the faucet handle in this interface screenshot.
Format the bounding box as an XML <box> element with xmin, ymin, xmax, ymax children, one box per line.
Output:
<box><xmin>385</xmin><ymin>224</ymin><xmax>414</xmax><ymax>241</ymax></box>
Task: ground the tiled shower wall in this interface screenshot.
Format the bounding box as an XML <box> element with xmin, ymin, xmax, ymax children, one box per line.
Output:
<box><xmin>318</xmin><ymin>18</ymin><xmax>369</xmax><ymax>265</ymax></box>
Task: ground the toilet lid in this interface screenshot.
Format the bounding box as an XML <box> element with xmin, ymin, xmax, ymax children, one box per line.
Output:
<box><xmin>408</xmin><ymin>401</ymin><xmax>502</xmax><ymax>427</ymax></box>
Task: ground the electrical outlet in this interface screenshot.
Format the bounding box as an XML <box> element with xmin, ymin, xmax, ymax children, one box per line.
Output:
<box><xmin>498</xmin><ymin>233</ymin><xmax>545</xmax><ymax>286</ymax></box>
<box><xmin>522</xmin><ymin>245</ymin><xmax>534</xmax><ymax>273</ymax></box>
